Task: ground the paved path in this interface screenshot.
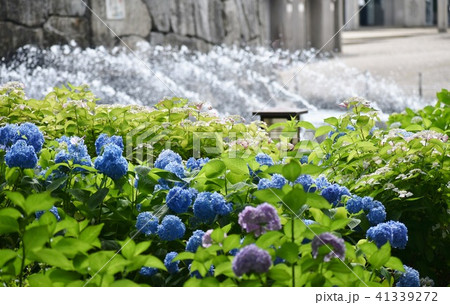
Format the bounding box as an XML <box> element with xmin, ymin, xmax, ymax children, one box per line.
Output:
<box><xmin>340</xmin><ymin>27</ymin><xmax>450</xmax><ymax>100</ymax></box>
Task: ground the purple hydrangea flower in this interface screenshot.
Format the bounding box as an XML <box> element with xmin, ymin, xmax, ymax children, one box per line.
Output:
<box><xmin>238</xmin><ymin>203</ymin><xmax>281</xmax><ymax>237</ymax></box>
<box><xmin>311</xmin><ymin>233</ymin><xmax>346</xmax><ymax>262</ymax></box>
<box><xmin>232</xmin><ymin>244</ymin><xmax>272</xmax><ymax>277</ymax></box>
<box><xmin>202</xmin><ymin>229</ymin><xmax>214</xmax><ymax>248</ymax></box>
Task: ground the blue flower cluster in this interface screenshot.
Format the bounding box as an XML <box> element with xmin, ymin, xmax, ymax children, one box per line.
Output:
<box><xmin>154</xmin><ymin>149</ymin><xmax>182</xmax><ymax>170</ymax></box>
<box><xmin>321</xmin><ymin>184</ymin><xmax>351</xmax><ymax>207</ymax></box>
<box><xmin>366</xmin><ymin>221</ymin><xmax>408</xmax><ymax>249</ymax></box>
<box><xmin>1</xmin><ymin>123</ymin><xmax>44</xmax><ymax>169</ymax></box>
<box><xmin>295</xmin><ymin>175</ymin><xmax>316</xmax><ymax>193</ymax></box>
<box><xmin>257</xmin><ymin>174</ymin><xmax>287</xmax><ymax>190</ymax></box>
<box><xmin>136</xmin><ymin>212</ymin><xmax>159</xmax><ymax>236</ymax></box>
<box><xmin>396</xmin><ymin>266</ymin><xmax>420</xmax><ymax>287</ymax></box>
<box><xmin>346</xmin><ymin>195</ymin><xmax>386</xmax><ymax>225</ymax></box>
<box><xmin>139</xmin><ymin>266</ymin><xmax>158</xmax><ymax>277</ymax></box>
<box><xmin>94</xmin><ymin>138</ymin><xmax>128</xmax><ymax>180</ymax></box>
<box><xmin>5</xmin><ymin>140</ymin><xmax>38</xmax><ymax>169</ymax></box>
<box><xmin>95</xmin><ymin>134</ymin><xmax>123</xmax><ymax>155</ymax></box>
<box><xmin>157</xmin><ymin>215</ymin><xmax>186</xmax><ymax>241</ymax></box>
<box><xmin>164</xmin><ymin>252</ymin><xmax>180</xmax><ymax>274</ymax></box>
<box><xmin>193</xmin><ymin>192</ymin><xmax>233</xmax><ymax>223</ymax></box>
<box><xmin>186</xmin><ymin>230</ymin><xmax>205</xmax><ymax>253</ymax></box>
<box><xmin>186</xmin><ymin>157</ymin><xmax>209</xmax><ymax>171</ymax></box>
<box><xmin>166</xmin><ymin>186</ymin><xmax>197</xmax><ymax>213</ymax></box>
<box><xmin>35</xmin><ymin>206</ymin><xmax>61</xmax><ymax>221</ymax></box>
<box><xmin>55</xmin><ymin>136</ymin><xmax>92</xmax><ymax>170</ymax></box>
<box><xmin>300</xmin><ymin>155</ymin><xmax>309</xmax><ymax>164</ymax></box>
<box><xmin>255</xmin><ymin>153</ymin><xmax>274</xmax><ymax>166</ymax></box>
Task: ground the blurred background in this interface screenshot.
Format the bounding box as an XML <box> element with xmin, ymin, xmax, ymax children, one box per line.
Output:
<box><xmin>0</xmin><ymin>0</ymin><xmax>449</xmax><ymax>123</ymax></box>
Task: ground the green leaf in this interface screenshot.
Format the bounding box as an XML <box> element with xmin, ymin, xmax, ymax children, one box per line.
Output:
<box><xmin>119</xmin><ymin>238</ymin><xmax>136</xmax><ymax>259</ymax></box>
<box><xmin>174</xmin><ymin>252</ymin><xmax>195</xmax><ymax>261</ymax></box>
<box><xmin>223</xmin><ymin>234</ymin><xmax>241</xmax><ymax>253</ymax></box>
<box><xmin>23</xmin><ymin>225</ymin><xmax>49</xmax><ymax>253</ymax></box>
<box><xmin>405</xmin><ymin>124</ymin><xmax>424</xmax><ymax>132</ymax></box>
<box><xmin>27</xmin><ymin>274</ymin><xmax>53</xmax><ymax>287</ymax></box>
<box><xmin>368</xmin><ymin>243</ymin><xmax>391</xmax><ymax>269</ymax></box>
<box><xmin>359</xmin><ymin>241</ymin><xmax>378</xmax><ymax>256</ymax></box>
<box><xmin>324</xmin><ymin>117</ymin><xmax>339</xmax><ymax>126</ymax></box>
<box><xmin>283</xmin><ymin>187</ymin><xmax>307</xmax><ymax>212</ymax></box>
<box><xmin>256</xmin><ymin>231</ymin><xmax>284</xmax><ymax>249</ymax></box>
<box><xmin>4</xmin><ymin>191</ymin><xmax>25</xmax><ymax>210</ymax></box>
<box><xmin>0</xmin><ymin>216</ymin><xmax>19</xmax><ymax>234</ymax></box>
<box><xmin>109</xmin><ymin>279</ymin><xmax>141</xmax><ymax>287</ymax></box>
<box><xmin>34</xmin><ymin>248</ymin><xmax>73</xmax><ymax>270</ymax></box>
<box><xmin>24</xmin><ymin>192</ymin><xmax>59</xmax><ymax>215</ymax></box>
<box><xmin>52</xmin><ymin>238</ymin><xmax>93</xmax><ymax>257</ymax></box>
<box><xmin>0</xmin><ymin>208</ymin><xmax>23</xmax><ymax>219</ymax></box>
<box><xmin>315</xmin><ymin>125</ymin><xmax>334</xmax><ymax>138</ymax></box>
<box><xmin>199</xmin><ymin>159</ymin><xmax>226</xmax><ymax>178</ymax></box>
<box><xmin>306</xmin><ymin>193</ymin><xmax>331</xmax><ymax>209</ymax></box>
<box><xmin>300</xmin><ymin>164</ymin><xmax>323</xmax><ymax>175</ymax></box>
<box><xmin>214</xmin><ymin>261</ymin><xmax>234</xmax><ymax>277</ymax></box>
<box><xmin>268</xmin><ymin>264</ymin><xmax>291</xmax><ymax>281</ymax></box>
<box><xmin>87</xmin><ymin>188</ymin><xmax>109</xmax><ymax>210</ymax></box>
<box><xmin>222</xmin><ymin>157</ymin><xmax>249</xmax><ymax>176</ymax></box>
<box><xmin>277</xmin><ymin>242</ymin><xmax>299</xmax><ymax>264</ymax></box>
<box><xmin>79</xmin><ymin>224</ymin><xmax>104</xmax><ymax>246</ymax></box>
<box><xmin>0</xmin><ymin>249</ymin><xmax>17</xmax><ymax>267</ymax></box>
<box><xmin>297</xmin><ymin>121</ymin><xmax>316</xmax><ymax>130</ymax></box>
<box><xmin>330</xmin><ymin>219</ymin><xmax>352</xmax><ymax>231</ymax></box>
<box><xmin>385</xmin><ymin>256</ymin><xmax>405</xmax><ymax>272</ymax></box>
<box><xmin>144</xmin><ymin>255</ymin><xmax>167</xmax><ymax>271</ymax></box>
<box><xmin>282</xmin><ymin>159</ymin><xmax>302</xmax><ymax>182</ymax></box>
<box><xmin>253</xmin><ymin>189</ymin><xmax>284</xmax><ymax>204</ymax></box>
<box><xmin>134</xmin><ymin>241</ymin><xmax>151</xmax><ymax>256</ymax></box>
<box><xmin>284</xmin><ymin>219</ymin><xmax>306</xmax><ymax>241</ymax></box>
<box><xmin>211</xmin><ymin>228</ymin><xmax>225</xmax><ymax>244</ymax></box>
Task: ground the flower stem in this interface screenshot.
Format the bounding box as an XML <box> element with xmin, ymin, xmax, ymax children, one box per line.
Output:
<box><xmin>291</xmin><ymin>213</ymin><xmax>296</xmax><ymax>287</ymax></box>
<box><xmin>19</xmin><ymin>240</ymin><xmax>25</xmax><ymax>287</ymax></box>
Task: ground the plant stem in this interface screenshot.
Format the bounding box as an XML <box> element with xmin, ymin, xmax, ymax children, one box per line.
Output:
<box><xmin>291</xmin><ymin>213</ymin><xmax>296</xmax><ymax>287</ymax></box>
<box><xmin>19</xmin><ymin>241</ymin><xmax>25</xmax><ymax>287</ymax></box>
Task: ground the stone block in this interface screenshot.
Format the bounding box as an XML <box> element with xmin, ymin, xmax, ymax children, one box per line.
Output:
<box><xmin>144</xmin><ymin>0</ymin><xmax>171</xmax><ymax>32</ymax></box>
<box><xmin>91</xmin><ymin>0</ymin><xmax>151</xmax><ymax>46</ymax></box>
<box><xmin>49</xmin><ymin>0</ymin><xmax>87</xmax><ymax>16</ymax></box>
<box><xmin>3</xmin><ymin>0</ymin><xmax>49</xmax><ymax>27</ymax></box>
<box><xmin>43</xmin><ymin>16</ymin><xmax>89</xmax><ymax>47</ymax></box>
<box><xmin>0</xmin><ymin>21</ymin><xmax>44</xmax><ymax>56</ymax></box>
<box><xmin>170</xmin><ymin>0</ymin><xmax>196</xmax><ymax>36</ymax></box>
<box><xmin>193</xmin><ymin>0</ymin><xmax>224</xmax><ymax>44</ymax></box>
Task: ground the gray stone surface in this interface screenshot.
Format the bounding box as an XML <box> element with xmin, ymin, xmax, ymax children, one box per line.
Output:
<box><xmin>165</xmin><ymin>33</ymin><xmax>211</xmax><ymax>52</ymax></box>
<box><xmin>170</xmin><ymin>0</ymin><xmax>196</xmax><ymax>36</ymax></box>
<box><xmin>0</xmin><ymin>21</ymin><xmax>44</xmax><ymax>56</ymax></box>
<box><xmin>223</xmin><ymin>0</ymin><xmax>241</xmax><ymax>44</ymax></box>
<box><xmin>49</xmin><ymin>0</ymin><xmax>87</xmax><ymax>16</ymax></box>
<box><xmin>3</xmin><ymin>0</ymin><xmax>49</xmax><ymax>27</ymax></box>
<box><xmin>120</xmin><ymin>35</ymin><xmax>148</xmax><ymax>50</ymax></box>
<box><xmin>144</xmin><ymin>0</ymin><xmax>171</xmax><ymax>32</ymax></box>
<box><xmin>91</xmin><ymin>0</ymin><xmax>152</xmax><ymax>46</ymax></box>
<box><xmin>43</xmin><ymin>16</ymin><xmax>89</xmax><ymax>47</ymax></box>
<box><xmin>194</xmin><ymin>0</ymin><xmax>224</xmax><ymax>44</ymax></box>
<box><xmin>149</xmin><ymin>32</ymin><xmax>166</xmax><ymax>46</ymax></box>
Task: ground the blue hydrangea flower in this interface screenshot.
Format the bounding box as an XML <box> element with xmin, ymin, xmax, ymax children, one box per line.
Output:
<box><xmin>303</xmin><ymin>219</ymin><xmax>316</xmax><ymax>226</ymax></box>
<box><xmin>5</xmin><ymin>140</ymin><xmax>38</xmax><ymax>169</ymax></box>
<box><xmin>95</xmin><ymin>134</ymin><xmax>123</xmax><ymax>155</ymax></box>
<box><xmin>300</xmin><ymin>155</ymin><xmax>309</xmax><ymax>164</ymax></box>
<box><xmin>0</xmin><ymin>124</ymin><xmax>18</xmax><ymax>149</ymax></box>
<box><xmin>232</xmin><ymin>244</ymin><xmax>272</xmax><ymax>277</ymax></box>
<box><xmin>315</xmin><ymin>176</ymin><xmax>331</xmax><ymax>190</ymax></box>
<box><xmin>164</xmin><ymin>252</ymin><xmax>180</xmax><ymax>274</ymax></box>
<box><xmin>139</xmin><ymin>266</ymin><xmax>158</xmax><ymax>277</ymax></box>
<box><xmin>136</xmin><ymin>212</ymin><xmax>159</xmax><ymax>236</ymax></box>
<box><xmin>386</xmin><ymin>220</ymin><xmax>408</xmax><ymax>249</ymax></box>
<box><xmin>56</xmin><ymin>137</ymin><xmax>92</xmax><ymax>170</ymax></box>
<box><xmin>257</xmin><ymin>174</ymin><xmax>287</xmax><ymax>190</ymax></box>
<box><xmin>366</xmin><ymin>223</ymin><xmax>392</xmax><ymax>248</ymax></box>
<box><xmin>211</xmin><ymin>192</ymin><xmax>233</xmax><ymax>216</ymax></box>
<box><xmin>94</xmin><ymin>144</ymin><xmax>128</xmax><ymax>180</ymax></box>
<box><xmin>186</xmin><ymin>157</ymin><xmax>209</xmax><ymax>171</ymax></box>
<box><xmin>16</xmin><ymin>123</ymin><xmax>44</xmax><ymax>153</ymax></box>
<box><xmin>193</xmin><ymin>192</ymin><xmax>233</xmax><ymax>223</ymax></box>
<box><xmin>255</xmin><ymin>153</ymin><xmax>274</xmax><ymax>166</ymax></box>
<box><xmin>321</xmin><ymin>184</ymin><xmax>351</xmax><ymax>207</ymax></box>
<box><xmin>346</xmin><ymin>125</ymin><xmax>356</xmax><ymax>131</ymax></box>
<box><xmin>362</xmin><ymin>197</ymin><xmax>382</xmax><ymax>212</ymax></box>
<box><xmin>154</xmin><ymin>149</ymin><xmax>182</xmax><ymax>169</ymax></box>
<box><xmin>367</xmin><ymin>207</ymin><xmax>386</xmax><ymax>225</ymax></box>
<box><xmin>346</xmin><ymin>195</ymin><xmax>364</xmax><ymax>214</ymax></box>
<box><xmin>35</xmin><ymin>206</ymin><xmax>60</xmax><ymax>221</ymax></box>
<box><xmin>396</xmin><ymin>266</ymin><xmax>420</xmax><ymax>287</ymax></box>
<box><xmin>186</xmin><ymin>230</ymin><xmax>205</xmax><ymax>253</ymax></box>
<box><xmin>166</xmin><ymin>186</ymin><xmax>196</xmax><ymax>213</ymax></box>
<box><xmin>157</xmin><ymin>215</ymin><xmax>186</xmax><ymax>241</ymax></box>
<box><xmin>164</xmin><ymin>161</ymin><xmax>185</xmax><ymax>179</ymax></box>
<box><xmin>328</xmin><ymin>129</ymin><xmax>347</xmax><ymax>142</ymax></box>
<box><xmin>257</xmin><ymin>178</ymin><xmax>271</xmax><ymax>190</ymax></box>
<box><xmin>295</xmin><ymin>175</ymin><xmax>316</xmax><ymax>193</ymax></box>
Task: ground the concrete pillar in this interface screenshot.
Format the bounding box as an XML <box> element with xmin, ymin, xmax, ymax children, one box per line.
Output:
<box><xmin>344</xmin><ymin>0</ymin><xmax>360</xmax><ymax>30</ymax></box>
<box><xmin>334</xmin><ymin>0</ymin><xmax>343</xmax><ymax>52</ymax></box>
<box><xmin>308</xmin><ymin>0</ymin><xmax>336</xmax><ymax>52</ymax></box>
<box><xmin>438</xmin><ymin>0</ymin><xmax>448</xmax><ymax>32</ymax></box>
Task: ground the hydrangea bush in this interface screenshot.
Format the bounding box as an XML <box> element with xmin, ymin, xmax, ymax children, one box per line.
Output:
<box><xmin>0</xmin><ymin>83</ymin><xmax>447</xmax><ymax>287</ymax></box>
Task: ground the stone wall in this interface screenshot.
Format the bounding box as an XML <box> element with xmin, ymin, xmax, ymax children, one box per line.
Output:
<box><xmin>0</xmin><ymin>0</ymin><xmax>271</xmax><ymax>57</ymax></box>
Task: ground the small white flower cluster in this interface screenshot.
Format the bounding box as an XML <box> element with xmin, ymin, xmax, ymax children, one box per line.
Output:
<box><xmin>395</xmin><ymin>168</ymin><xmax>426</xmax><ymax>180</ymax></box>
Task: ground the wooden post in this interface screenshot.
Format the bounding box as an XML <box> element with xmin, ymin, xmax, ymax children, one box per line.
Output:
<box><xmin>438</xmin><ymin>0</ymin><xmax>448</xmax><ymax>33</ymax></box>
